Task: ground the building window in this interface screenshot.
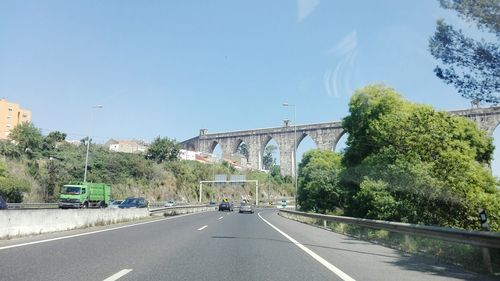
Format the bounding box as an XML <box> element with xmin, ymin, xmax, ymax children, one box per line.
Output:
<box><xmin>7</xmin><ymin>115</ymin><xmax>12</xmax><ymax>119</ymax></box>
<box><xmin>8</xmin><ymin>108</ymin><xmax>12</xmax><ymax>111</ymax></box>
<box><xmin>22</xmin><ymin>114</ymin><xmax>28</xmax><ymax>118</ymax></box>
<box><xmin>6</xmin><ymin>124</ymin><xmax>11</xmax><ymax>128</ymax></box>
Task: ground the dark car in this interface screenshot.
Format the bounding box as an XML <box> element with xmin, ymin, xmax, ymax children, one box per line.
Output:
<box><xmin>218</xmin><ymin>202</ymin><xmax>233</xmax><ymax>212</ymax></box>
<box><xmin>0</xmin><ymin>195</ymin><xmax>7</xmax><ymax>210</ymax></box>
<box><xmin>118</xmin><ymin>197</ymin><xmax>148</xmax><ymax>209</ymax></box>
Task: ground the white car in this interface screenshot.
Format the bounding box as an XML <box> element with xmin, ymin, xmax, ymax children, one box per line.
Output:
<box><xmin>108</xmin><ymin>200</ymin><xmax>123</xmax><ymax>209</ymax></box>
<box><xmin>164</xmin><ymin>200</ymin><xmax>176</xmax><ymax>207</ymax></box>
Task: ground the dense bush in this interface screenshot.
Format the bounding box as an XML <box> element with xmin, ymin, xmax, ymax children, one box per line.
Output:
<box><xmin>294</xmin><ymin>84</ymin><xmax>499</xmax><ymax>231</ymax></box>
<box><xmin>340</xmin><ymin>84</ymin><xmax>499</xmax><ymax>231</ymax></box>
<box><xmin>297</xmin><ymin>149</ymin><xmax>343</xmax><ymax>213</ymax></box>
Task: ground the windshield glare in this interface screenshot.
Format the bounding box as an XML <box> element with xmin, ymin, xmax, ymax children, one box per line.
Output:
<box><xmin>123</xmin><ymin>199</ymin><xmax>138</xmax><ymax>204</ymax></box>
<box><xmin>61</xmin><ymin>186</ymin><xmax>81</xmax><ymax>195</ymax></box>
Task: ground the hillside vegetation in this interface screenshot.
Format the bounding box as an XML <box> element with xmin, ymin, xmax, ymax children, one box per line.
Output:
<box><xmin>0</xmin><ymin>125</ymin><xmax>293</xmax><ymax>203</ymax></box>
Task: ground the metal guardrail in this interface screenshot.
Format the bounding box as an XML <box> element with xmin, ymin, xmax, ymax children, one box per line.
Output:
<box><xmin>147</xmin><ymin>201</ymin><xmax>191</xmax><ymax>208</ymax></box>
<box><xmin>280</xmin><ymin>209</ymin><xmax>500</xmax><ymax>249</ymax></box>
<box><xmin>149</xmin><ymin>204</ymin><xmax>213</xmax><ymax>213</ymax></box>
<box><xmin>7</xmin><ymin>203</ymin><xmax>59</xmax><ymax>209</ymax></box>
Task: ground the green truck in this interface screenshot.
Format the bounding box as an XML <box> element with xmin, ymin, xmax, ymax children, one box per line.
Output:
<box><xmin>58</xmin><ymin>182</ymin><xmax>111</xmax><ymax>209</ymax></box>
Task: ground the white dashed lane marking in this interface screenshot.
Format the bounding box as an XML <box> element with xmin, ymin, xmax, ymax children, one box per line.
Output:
<box><xmin>102</xmin><ymin>269</ymin><xmax>132</xmax><ymax>281</ymax></box>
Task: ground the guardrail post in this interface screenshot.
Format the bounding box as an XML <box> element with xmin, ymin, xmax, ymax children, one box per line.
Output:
<box><xmin>323</xmin><ymin>219</ymin><xmax>327</xmax><ymax>229</ymax></box>
<box><xmin>199</xmin><ymin>182</ymin><xmax>202</xmax><ymax>203</ymax></box>
<box><xmin>360</xmin><ymin>227</ymin><xmax>368</xmax><ymax>240</ymax></box>
<box><xmin>403</xmin><ymin>234</ymin><xmax>411</xmax><ymax>252</ymax></box>
<box><xmin>482</xmin><ymin>248</ymin><xmax>493</xmax><ymax>274</ymax></box>
<box><xmin>479</xmin><ymin>209</ymin><xmax>493</xmax><ymax>274</ymax></box>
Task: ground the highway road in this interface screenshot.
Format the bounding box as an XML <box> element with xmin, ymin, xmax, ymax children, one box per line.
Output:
<box><xmin>0</xmin><ymin>209</ymin><xmax>495</xmax><ymax>281</ymax></box>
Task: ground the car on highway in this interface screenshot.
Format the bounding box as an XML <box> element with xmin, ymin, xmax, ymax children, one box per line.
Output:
<box><xmin>238</xmin><ymin>202</ymin><xmax>254</xmax><ymax>214</ymax></box>
<box><xmin>108</xmin><ymin>200</ymin><xmax>123</xmax><ymax>209</ymax></box>
<box><xmin>0</xmin><ymin>195</ymin><xmax>7</xmax><ymax>210</ymax></box>
<box><xmin>218</xmin><ymin>201</ymin><xmax>233</xmax><ymax>212</ymax></box>
<box><xmin>164</xmin><ymin>200</ymin><xmax>176</xmax><ymax>207</ymax></box>
<box><xmin>118</xmin><ymin>197</ymin><xmax>148</xmax><ymax>209</ymax></box>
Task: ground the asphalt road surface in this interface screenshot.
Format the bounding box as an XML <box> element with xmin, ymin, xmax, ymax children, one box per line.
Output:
<box><xmin>0</xmin><ymin>210</ymin><xmax>496</xmax><ymax>281</ymax></box>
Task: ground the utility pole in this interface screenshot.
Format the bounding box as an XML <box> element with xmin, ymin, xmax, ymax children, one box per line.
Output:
<box><xmin>83</xmin><ymin>105</ymin><xmax>103</xmax><ymax>182</ymax></box>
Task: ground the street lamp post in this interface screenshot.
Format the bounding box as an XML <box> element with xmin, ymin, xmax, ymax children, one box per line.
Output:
<box><xmin>83</xmin><ymin>105</ymin><xmax>103</xmax><ymax>183</ymax></box>
<box><xmin>283</xmin><ymin>102</ymin><xmax>298</xmax><ymax>211</ymax></box>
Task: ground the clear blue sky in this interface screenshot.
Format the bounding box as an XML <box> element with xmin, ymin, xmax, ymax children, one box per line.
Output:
<box><xmin>1</xmin><ymin>0</ymin><xmax>498</xmax><ymax>175</ymax></box>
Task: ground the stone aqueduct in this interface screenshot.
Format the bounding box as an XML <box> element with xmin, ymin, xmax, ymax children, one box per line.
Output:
<box><xmin>181</xmin><ymin>106</ymin><xmax>500</xmax><ymax>176</ymax></box>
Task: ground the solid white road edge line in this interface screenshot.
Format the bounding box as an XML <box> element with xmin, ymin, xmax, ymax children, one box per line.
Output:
<box><xmin>198</xmin><ymin>225</ymin><xmax>208</xmax><ymax>230</ymax></box>
<box><xmin>258</xmin><ymin>211</ymin><xmax>356</xmax><ymax>281</ymax></box>
<box><xmin>0</xmin><ymin>212</ymin><xmax>205</xmax><ymax>251</ymax></box>
<box><xmin>102</xmin><ymin>269</ymin><xmax>133</xmax><ymax>281</ymax></box>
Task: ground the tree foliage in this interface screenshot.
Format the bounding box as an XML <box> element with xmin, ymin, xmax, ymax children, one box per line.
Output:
<box><xmin>236</xmin><ymin>142</ymin><xmax>249</xmax><ymax>159</ymax></box>
<box><xmin>146</xmin><ymin>136</ymin><xmax>180</xmax><ymax>163</ymax></box>
<box><xmin>298</xmin><ymin>149</ymin><xmax>343</xmax><ymax>213</ymax></box>
<box><xmin>0</xmin><ymin>162</ymin><xmax>30</xmax><ymax>202</ymax></box>
<box><xmin>439</xmin><ymin>0</ymin><xmax>499</xmax><ymax>34</ymax></box>
<box><xmin>342</xmin><ymin>85</ymin><xmax>407</xmax><ymax>167</ymax></box>
<box><xmin>262</xmin><ymin>145</ymin><xmax>277</xmax><ymax>170</ymax></box>
<box><xmin>342</xmin><ymin>84</ymin><xmax>499</xmax><ymax>230</ymax></box>
<box><xmin>41</xmin><ymin>131</ymin><xmax>67</xmax><ymax>155</ymax></box>
<box><xmin>0</xmin><ymin>140</ymin><xmax>22</xmax><ymax>158</ymax></box>
<box><xmin>8</xmin><ymin>122</ymin><xmax>43</xmax><ymax>156</ymax></box>
<box><xmin>429</xmin><ymin>0</ymin><xmax>499</xmax><ymax>104</ymax></box>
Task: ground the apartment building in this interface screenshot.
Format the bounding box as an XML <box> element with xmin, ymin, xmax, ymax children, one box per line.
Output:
<box><xmin>0</xmin><ymin>98</ymin><xmax>31</xmax><ymax>140</ymax></box>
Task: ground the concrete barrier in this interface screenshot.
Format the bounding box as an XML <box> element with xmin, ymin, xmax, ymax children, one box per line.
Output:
<box><xmin>150</xmin><ymin>205</ymin><xmax>217</xmax><ymax>216</ymax></box>
<box><xmin>0</xmin><ymin>208</ymin><xmax>150</xmax><ymax>239</ymax></box>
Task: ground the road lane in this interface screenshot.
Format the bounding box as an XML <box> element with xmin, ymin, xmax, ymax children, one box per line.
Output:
<box><xmin>258</xmin><ymin>211</ymin><xmax>355</xmax><ymax>281</ymax></box>
<box><xmin>0</xmin><ymin>211</ymin><xmax>223</xmax><ymax>281</ymax></box>
<box><xmin>125</xmin><ymin>208</ymin><xmax>337</xmax><ymax>281</ymax></box>
<box><xmin>0</xmin><ymin>209</ymin><xmax>495</xmax><ymax>281</ymax></box>
<box><xmin>259</xmin><ymin>210</ymin><xmax>497</xmax><ymax>281</ymax></box>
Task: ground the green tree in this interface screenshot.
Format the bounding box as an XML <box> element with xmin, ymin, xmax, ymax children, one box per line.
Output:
<box><xmin>342</xmin><ymin>84</ymin><xmax>499</xmax><ymax>231</ymax></box>
<box><xmin>45</xmin><ymin>131</ymin><xmax>67</xmax><ymax>143</ymax></box>
<box><xmin>262</xmin><ymin>145</ymin><xmax>277</xmax><ymax>170</ymax></box>
<box><xmin>429</xmin><ymin>0</ymin><xmax>499</xmax><ymax>104</ymax></box>
<box><xmin>269</xmin><ymin>165</ymin><xmax>283</xmax><ymax>183</ymax></box>
<box><xmin>41</xmin><ymin>159</ymin><xmax>69</xmax><ymax>200</ymax></box>
<box><xmin>341</xmin><ymin>84</ymin><xmax>407</xmax><ymax>167</ymax></box>
<box><xmin>352</xmin><ymin>178</ymin><xmax>397</xmax><ymax>220</ymax></box>
<box><xmin>0</xmin><ymin>140</ymin><xmax>22</xmax><ymax>158</ymax></box>
<box><xmin>8</xmin><ymin>122</ymin><xmax>43</xmax><ymax>155</ymax></box>
<box><xmin>41</xmin><ymin>131</ymin><xmax>67</xmax><ymax>156</ymax></box>
<box><xmin>146</xmin><ymin>137</ymin><xmax>180</xmax><ymax>164</ymax></box>
<box><xmin>0</xmin><ymin>162</ymin><xmax>30</xmax><ymax>202</ymax></box>
<box><xmin>236</xmin><ymin>142</ymin><xmax>249</xmax><ymax>159</ymax></box>
<box><xmin>298</xmin><ymin>149</ymin><xmax>343</xmax><ymax>213</ymax></box>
